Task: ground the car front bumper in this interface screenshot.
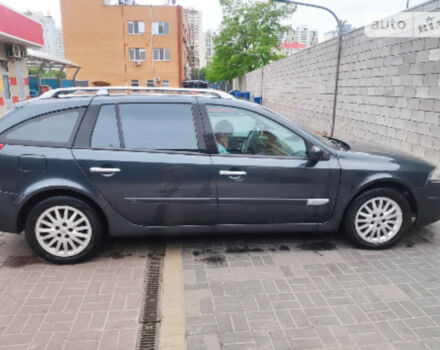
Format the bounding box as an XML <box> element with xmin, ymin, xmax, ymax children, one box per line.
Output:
<box><xmin>417</xmin><ymin>181</ymin><xmax>440</xmax><ymax>226</ymax></box>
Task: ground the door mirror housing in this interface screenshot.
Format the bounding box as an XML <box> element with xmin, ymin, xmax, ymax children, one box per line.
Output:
<box><xmin>309</xmin><ymin>145</ymin><xmax>324</xmax><ymax>162</ymax></box>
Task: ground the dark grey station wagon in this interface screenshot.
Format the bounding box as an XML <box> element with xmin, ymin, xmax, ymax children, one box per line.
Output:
<box><xmin>0</xmin><ymin>87</ymin><xmax>439</xmax><ymax>263</ymax></box>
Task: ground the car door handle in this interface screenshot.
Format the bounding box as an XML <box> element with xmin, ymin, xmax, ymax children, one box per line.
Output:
<box><xmin>219</xmin><ymin>170</ymin><xmax>247</xmax><ymax>177</ymax></box>
<box><xmin>90</xmin><ymin>167</ymin><xmax>121</xmax><ymax>174</ymax></box>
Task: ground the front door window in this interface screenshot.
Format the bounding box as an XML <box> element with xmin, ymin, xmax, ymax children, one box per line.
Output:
<box><xmin>206</xmin><ymin>105</ymin><xmax>307</xmax><ymax>157</ymax></box>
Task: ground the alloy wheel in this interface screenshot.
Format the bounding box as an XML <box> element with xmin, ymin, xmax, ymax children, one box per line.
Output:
<box><xmin>354</xmin><ymin>196</ymin><xmax>403</xmax><ymax>244</ymax></box>
<box><xmin>35</xmin><ymin>205</ymin><xmax>92</xmax><ymax>257</ymax></box>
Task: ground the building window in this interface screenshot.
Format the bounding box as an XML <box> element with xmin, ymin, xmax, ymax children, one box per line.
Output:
<box><xmin>1</xmin><ymin>75</ymin><xmax>11</xmax><ymax>101</ymax></box>
<box><xmin>128</xmin><ymin>21</ymin><xmax>145</xmax><ymax>35</ymax></box>
<box><xmin>152</xmin><ymin>21</ymin><xmax>169</xmax><ymax>35</ymax></box>
<box><xmin>153</xmin><ymin>48</ymin><xmax>170</xmax><ymax>61</ymax></box>
<box><xmin>129</xmin><ymin>48</ymin><xmax>146</xmax><ymax>61</ymax></box>
<box><xmin>131</xmin><ymin>80</ymin><xmax>139</xmax><ymax>87</ymax></box>
<box><xmin>147</xmin><ymin>80</ymin><xmax>154</xmax><ymax>87</ymax></box>
<box><xmin>162</xmin><ymin>80</ymin><xmax>170</xmax><ymax>87</ymax></box>
<box><xmin>0</xmin><ymin>59</ymin><xmax>11</xmax><ymax>101</ymax></box>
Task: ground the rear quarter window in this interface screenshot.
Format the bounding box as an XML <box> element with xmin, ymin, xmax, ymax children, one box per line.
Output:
<box><xmin>0</xmin><ymin>108</ymin><xmax>84</xmax><ymax>146</ymax></box>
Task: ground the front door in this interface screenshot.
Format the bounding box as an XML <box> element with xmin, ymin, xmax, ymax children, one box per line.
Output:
<box><xmin>73</xmin><ymin>101</ymin><xmax>216</xmax><ymax>226</ymax></box>
<box><xmin>202</xmin><ymin>104</ymin><xmax>340</xmax><ymax>225</ymax></box>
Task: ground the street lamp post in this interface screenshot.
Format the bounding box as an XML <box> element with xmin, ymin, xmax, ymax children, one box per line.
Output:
<box><xmin>271</xmin><ymin>0</ymin><xmax>343</xmax><ymax>137</ymax></box>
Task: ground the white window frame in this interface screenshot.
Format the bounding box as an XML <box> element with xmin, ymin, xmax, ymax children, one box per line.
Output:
<box><xmin>152</xmin><ymin>21</ymin><xmax>169</xmax><ymax>35</ymax></box>
<box><xmin>153</xmin><ymin>48</ymin><xmax>170</xmax><ymax>62</ymax></box>
<box><xmin>147</xmin><ymin>80</ymin><xmax>155</xmax><ymax>87</ymax></box>
<box><xmin>131</xmin><ymin>80</ymin><xmax>139</xmax><ymax>87</ymax></box>
<box><xmin>129</xmin><ymin>48</ymin><xmax>146</xmax><ymax>61</ymax></box>
<box><xmin>162</xmin><ymin>80</ymin><xmax>170</xmax><ymax>87</ymax></box>
<box><xmin>128</xmin><ymin>21</ymin><xmax>145</xmax><ymax>35</ymax></box>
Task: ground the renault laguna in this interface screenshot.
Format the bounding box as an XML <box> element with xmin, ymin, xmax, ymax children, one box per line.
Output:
<box><xmin>0</xmin><ymin>87</ymin><xmax>439</xmax><ymax>263</ymax></box>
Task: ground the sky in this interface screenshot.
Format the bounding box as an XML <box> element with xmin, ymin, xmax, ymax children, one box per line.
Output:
<box><xmin>1</xmin><ymin>0</ymin><xmax>430</xmax><ymax>41</ymax></box>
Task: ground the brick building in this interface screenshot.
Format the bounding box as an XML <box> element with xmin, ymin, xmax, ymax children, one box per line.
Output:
<box><xmin>0</xmin><ymin>4</ymin><xmax>43</xmax><ymax>114</ymax></box>
<box><xmin>60</xmin><ymin>0</ymin><xmax>190</xmax><ymax>87</ymax></box>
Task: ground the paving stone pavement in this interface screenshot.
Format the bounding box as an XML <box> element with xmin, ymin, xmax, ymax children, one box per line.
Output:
<box><xmin>0</xmin><ymin>233</ymin><xmax>151</xmax><ymax>350</ymax></box>
<box><xmin>183</xmin><ymin>223</ymin><xmax>440</xmax><ymax>350</ymax></box>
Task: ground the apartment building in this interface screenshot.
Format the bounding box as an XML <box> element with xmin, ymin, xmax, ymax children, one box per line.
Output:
<box><xmin>60</xmin><ymin>0</ymin><xmax>190</xmax><ymax>87</ymax></box>
<box><xmin>184</xmin><ymin>8</ymin><xmax>205</xmax><ymax>72</ymax></box>
<box><xmin>296</xmin><ymin>25</ymin><xmax>318</xmax><ymax>48</ymax></box>
<box><xmin>24</xmin><ymin>11</ymin><xmax>64</xmax><ymax>57</ymax></box>
<box><xmin>324</xmin><ymin>23</ymin><xmax>353</xmax><ymax>41</ymax></box>
<box><xmin>205</xmin><ymin>30</ymin><xmax>215</xmax><ymax>67</ymax></box>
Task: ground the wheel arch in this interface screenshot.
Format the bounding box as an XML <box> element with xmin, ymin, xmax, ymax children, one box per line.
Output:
<box><xmin>17</xmin><ymin>188</ymin><xmax>109</xmax><ymax>234</ymax></box>
<box><xmin>340</xmin><ymin>179</ymin><xmax>418</xmax><ymax>230</ymax></box>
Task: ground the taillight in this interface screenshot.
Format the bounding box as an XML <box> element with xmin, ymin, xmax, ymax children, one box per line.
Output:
<box><xmin>0</xmin><ymin>144</ymin><xmax>4</xmax><ymax>151</ymax></box>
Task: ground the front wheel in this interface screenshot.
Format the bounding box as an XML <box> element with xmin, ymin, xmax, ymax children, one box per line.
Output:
<box><xmin>25</xmin><ymin>196</ymin><xmax>103</xmax><ymax>264</ymax></box>
<box><xmin>344</xmin><ymin>188</ymin><xmax>411</xmax><ymax>249</ymax></box>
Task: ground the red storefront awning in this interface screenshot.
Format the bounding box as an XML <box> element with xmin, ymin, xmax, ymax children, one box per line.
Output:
<box><xmin>0</xmin><ymin>4</ymin><xmax>43</xmax><ymax>47</ymax></box>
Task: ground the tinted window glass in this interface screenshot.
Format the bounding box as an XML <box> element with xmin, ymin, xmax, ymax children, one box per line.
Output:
<box><xmin>207</xmin><ymin>106</ymin><xmax>307</xmax><ymax>157</ymax></box>
<box><xmin>119</xmin><ymin>103</ymin><xmax>198</xmax><ymax>151</ymax></box>
<box><xmin>3</xmin><ymin>109</ymin><xmax>82</xmax><ymax>144</ymax></box>
<box><xmin>91</xmin><ymin>105</ymin><xmax>120</xmax><ymax>148</ymax></box>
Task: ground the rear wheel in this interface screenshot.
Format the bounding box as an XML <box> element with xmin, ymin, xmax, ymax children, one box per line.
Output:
<box><xmin>25</xmin><ymin>196</ymin><xmax>103</xmax><ymax>264</ymax></box>
<box><xmin>344</xmin><ymin>188</ymin><xmax>411</xmax><ymax>249</ymax></box>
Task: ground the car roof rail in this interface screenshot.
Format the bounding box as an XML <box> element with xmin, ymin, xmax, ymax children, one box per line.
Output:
<box><xmin>39</xmin><ymin>86</ymin><xmax>235</xmax><ymax>100</ymax></box>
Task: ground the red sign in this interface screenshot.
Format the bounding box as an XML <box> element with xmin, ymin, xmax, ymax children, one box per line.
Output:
<box><xmin>279</xmin><ymin>42</ymin><xmax>306</xmax><ymax>49</ymax></box>
<box><xmin>10</xmin><ymin>77</ymin><xmax>17</xmax><ymax>86</ymax></box>
<box><xmin>12</xmin><ymin>96</ymin><xmax>19</xmax><ymax>104</ymax></box>
<box><xmin>0</xmin><ymin>4</ymin><xmax>43</xmax><ymax>47</ymax></box>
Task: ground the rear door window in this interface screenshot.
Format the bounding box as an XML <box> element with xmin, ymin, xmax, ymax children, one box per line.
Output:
<box><xmin>1</xmin><ymin>108</ymin><xmax>84</xmax><ymax>146</ymax></box>
<box><xmin>91</xmin><ymin>105</ymin><xmax>121</xmax><ymax>148</ymax></box>
<box><xmin>118</xmin><ymin>103</ymin><xmax>198</xmax><ymax>151</ymax></box>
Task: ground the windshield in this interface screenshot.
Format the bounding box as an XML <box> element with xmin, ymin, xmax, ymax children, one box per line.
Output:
<box><xmin>260</xmin><ymin>106</ymin><xmax>340</xmax><ymax>150</ymax></box>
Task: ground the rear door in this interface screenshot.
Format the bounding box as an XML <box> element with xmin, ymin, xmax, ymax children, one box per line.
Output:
<box><xmin>73</xmin><ymin>97</ymin><xmax>216</xmax><ymax>226</ymax></box>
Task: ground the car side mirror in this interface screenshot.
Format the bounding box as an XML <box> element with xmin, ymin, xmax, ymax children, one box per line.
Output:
<box><xmin>309</xmin><ymin>145</ymin><xmax>324</xmax><ymax>162</ymax></box>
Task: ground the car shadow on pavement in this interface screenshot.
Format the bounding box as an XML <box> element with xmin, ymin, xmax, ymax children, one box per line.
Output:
<box><xmin>0</xmin><ymin>223</ymin><xmax>436</xmax><ymax>267</ymax></box>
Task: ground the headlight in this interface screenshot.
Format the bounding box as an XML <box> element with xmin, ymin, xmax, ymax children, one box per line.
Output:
<box><xmin>430</xmin><ymin>168</ymin><xmax>440</xmax><ymax>182</ymax></box>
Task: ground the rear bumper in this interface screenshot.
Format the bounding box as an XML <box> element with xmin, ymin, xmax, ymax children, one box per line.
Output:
<box><xmin>0</xmin><ymin>190</ymin><xmax>19</xmax><ymax>233</ymax></box>
<box><xmin>416</xmin><ymin>181</ymin><xmax>440</xmax><ymax>226</ymax></box>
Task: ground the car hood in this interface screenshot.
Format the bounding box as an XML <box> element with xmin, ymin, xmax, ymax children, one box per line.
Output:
<box><xmin>338</xmin><ymin>141</ymin><xmax>435</xmax><ymax>169</ymax></box>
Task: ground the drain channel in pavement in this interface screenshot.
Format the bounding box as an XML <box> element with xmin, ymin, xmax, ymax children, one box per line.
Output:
<box><xmin>139</xmin><ymin>243</ymin><xmax>165</xmax><ymax>350</ymax></box>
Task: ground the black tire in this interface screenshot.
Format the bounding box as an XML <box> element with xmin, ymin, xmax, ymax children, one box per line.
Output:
<box><xmin>25</xmin><ymin>196</ymin><xmax>103</xmax><ymax>264</ymax></box>
<box><xmin>344</xmin><ymin>188</ymin><xmax>411</xmax><ymax>249</ymax></box>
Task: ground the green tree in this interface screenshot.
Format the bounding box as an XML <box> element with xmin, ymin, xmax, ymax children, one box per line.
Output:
<box><xmin>190</xmin><ymin>67</ymin><xmax>207</xmax><ymax>80</ymax></box>
<box><xmin>206</xmin><ymin>0</ymin><xmax>295</xmax><ymax>83</ymax></box>
<box><xmin>28</xmin><ymin>67</ymin><xmax>66</xmax><ymax>79</ymax></box>
<box><xmin>199</xmin><ymin>67</ymin><xmax>207</xmax><ymax>80</ymax></box>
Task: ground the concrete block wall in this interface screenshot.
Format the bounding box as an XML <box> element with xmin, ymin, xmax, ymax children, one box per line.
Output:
<box><xmin>234</xmin><ymin>0</ymin><xmax>440</xmax><ymax>167</ymax></box>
